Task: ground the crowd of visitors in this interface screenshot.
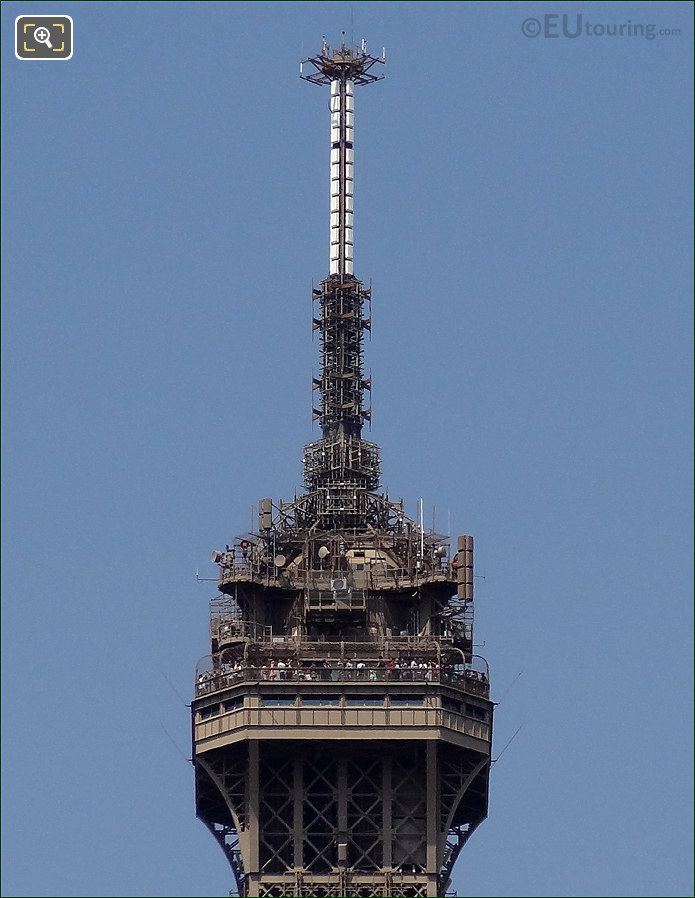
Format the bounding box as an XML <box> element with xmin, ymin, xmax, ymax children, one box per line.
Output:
<box><xmin>196</xmin><ymin>656</ymin><xmax>487</xmax><ymax>694</ymax></box>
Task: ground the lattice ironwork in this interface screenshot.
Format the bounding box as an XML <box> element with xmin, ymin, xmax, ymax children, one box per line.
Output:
<box><xmin>199</xmin><ymin>751</ymin><xmax>248</xmax><ymax>830</ymax></box>
<box><xmin>260</xmin><ymin>756</ymin><xmax>295</xmax><ymax>873</ymax></box>
<box><xmin>195</xmin><ymin>751</ymin><xmax>248</xmax><ymax>896</ymax></box>
<box><xmin>258</xmin><ymin>884</ymin><xmax>297</xmax><ymax>898</ymax></box>
<box><xmin>347</xmin><ymin>757</ymin><xmax>383</xmax><ymax>869</ymax></box>
<box><xmin>391</xmin><ymin>885</ymin><xmax>427</xmax><ymax>898</ymax></box>
<box><xmin>441</xmin><ymin>824</ymin><xmax>473</xmax><ymax>890</ymax></box>
<box><xmin>439</xmin><ymin>752</ymin><xmax>489</xmax><ymax>836</ymax></box>
<box><xmin>257</xmin><ymin>874</ymin><xmax>426</xmax><ymax>898</ymax></box>
<box><xmin>303</xmin><ymin>751</ymin><xmax>338</xmax><ymax>872</ymax></box>
<box><xmin>439</xmin><ymin>754</ymin><xmax>478</xmax><ymax>834</ymax></box>
<box><xmin>352</xmin><ymin>887</ymin><xmax>387</xmax><ymax>898</ymax></box>
<box><xmin>204</xmin><ymin>821</ymin><xmax>246</xmax><ymax>897</ymax></box>
<box><xmin>392</xmin><ymin>748</ymin><xmax>426</xmax><ymax>871</ymax></box>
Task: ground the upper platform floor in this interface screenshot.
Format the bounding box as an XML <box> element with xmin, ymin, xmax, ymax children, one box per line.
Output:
<box><xmin>211</xmin><ymin>523</ymin><xmax>474</xmax><ymax>603</ymax></box>
<box><xmin>217</xmin><ymin>556</ymin><xmax>457</xmax><ymax>594</ymax></box>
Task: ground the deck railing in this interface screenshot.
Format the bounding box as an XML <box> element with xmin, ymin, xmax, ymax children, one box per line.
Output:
<box><xmin>194</xmin><ymin>664</ymin><xmax>489</xmax><ymax>697</ymax></box>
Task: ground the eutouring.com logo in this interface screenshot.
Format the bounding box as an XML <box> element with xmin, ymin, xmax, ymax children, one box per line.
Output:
<box><xmin>521</xmin><ymin>14</ymin><xmax>681</xmax><ymax>40</ymax></box>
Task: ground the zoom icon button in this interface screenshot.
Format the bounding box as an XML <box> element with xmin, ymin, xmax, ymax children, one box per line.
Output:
<box><xmin>15</xmin><ymin>15</ymin><xmax>73</xmax><ymax>60</ymax></box>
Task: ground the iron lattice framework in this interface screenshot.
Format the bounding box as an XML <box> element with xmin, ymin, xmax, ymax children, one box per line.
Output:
<box><xmin>193</xmin><ymin>38</ymin><xmax>492</xmax><ymax>898</ymax></box>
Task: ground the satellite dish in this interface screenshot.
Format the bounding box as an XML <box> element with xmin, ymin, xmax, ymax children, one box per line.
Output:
<box><xmin>436</xmin><ymin>545</ymin><xmax>447</xmax><ymax>557</ymax></box>
<box><xmin>211</xmin><ymin>550</ymin><xmax>223</xmax><ymax>564</ymax></box>
<box><xmin>274</xmin><ymin>554</ymin><xmax>286</xmax><ymax>568</ymax></box>
<box><xmin>318</xmin><ymin>545</ymin><xmax>330</xmax><ymax>559</ymax></box>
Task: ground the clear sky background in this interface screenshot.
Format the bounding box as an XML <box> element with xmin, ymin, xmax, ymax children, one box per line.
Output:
<box><xmin>2</xmin><ymin>2</ymin><xmax>693</xmax><ymax>897</ymax></box>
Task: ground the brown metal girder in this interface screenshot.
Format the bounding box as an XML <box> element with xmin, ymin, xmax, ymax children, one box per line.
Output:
<box><xmin>195</xmin><ymin>727</ymin><xmax>490</xmax><ymax>756</ymax></box>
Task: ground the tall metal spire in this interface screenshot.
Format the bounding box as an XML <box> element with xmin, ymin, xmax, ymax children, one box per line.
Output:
<box><xmin>300</xmin><ymin>40</ymin><xmax>385</xmax><ymax>528</ymax></box>
<box><xmin>193</xmin><ymin>42</ymin><xmax>492</xmax><ymax>898</ymax></box>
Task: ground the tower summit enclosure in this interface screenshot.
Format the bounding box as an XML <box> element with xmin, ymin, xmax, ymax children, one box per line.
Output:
<box><xmin>193</xmin><ymin>39</ymin><xmax>493</xmax><ymax>898</ymax></box>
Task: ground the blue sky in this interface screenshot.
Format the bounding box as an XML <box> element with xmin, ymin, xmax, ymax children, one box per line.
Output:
<box><xmin>2</xmin><ymin>2</ymin><xmax>693</xmax><ymax>896</ymax></box>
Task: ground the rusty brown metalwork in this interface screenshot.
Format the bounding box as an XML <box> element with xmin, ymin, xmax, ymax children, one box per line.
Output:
<box><xmin>192</xmin><ymin>38</ymin><xmax>492</xmax><ymax>898</ymax></box>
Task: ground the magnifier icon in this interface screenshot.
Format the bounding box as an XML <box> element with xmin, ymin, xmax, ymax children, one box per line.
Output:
<box><xmin>33</xmin><ymin>26</ymin><xmax>53</xmax><ymax>48</ymax></box>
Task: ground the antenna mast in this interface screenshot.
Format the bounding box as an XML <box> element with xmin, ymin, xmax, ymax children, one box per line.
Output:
<box><xmin>192</xmin><ymin>39</ymin><xmax>493</xmax><ymax>898</ymax></box>
<box><xmin>300</xmin><ymin>39</ymin><xmax>384</xmax><ymax>529</ymax></box>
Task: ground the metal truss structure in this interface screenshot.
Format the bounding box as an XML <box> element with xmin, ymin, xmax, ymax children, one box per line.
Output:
<box><xmin>192</xmin><ymin>38</ymin><xmax>493</xmax><ymax>898</ymax></box>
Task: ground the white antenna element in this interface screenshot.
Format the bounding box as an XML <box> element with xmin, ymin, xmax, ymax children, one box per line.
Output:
<box><xmin>329</xmin><ymin>78</ymin><xmax>355</xmax><ymax>275</ymax></box>
<box><xmin>419</xmin><ymin>498</ymin><xmax>425</xmax><ymax>559</ymax></box>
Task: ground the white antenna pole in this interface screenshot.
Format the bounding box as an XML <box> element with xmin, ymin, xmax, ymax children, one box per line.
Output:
<box><xmin>329</xmin><ymin>76</ymin><xmax>355</xmax><ymax>276</ymax></box>
<box><xmin>419</xmin><ymin>497</ymin><xmax>424</xmax><ymax>559</ymax></box>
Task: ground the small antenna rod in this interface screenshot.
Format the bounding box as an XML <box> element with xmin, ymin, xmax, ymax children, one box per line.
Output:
<box><xmin>492</xmin><ymin>724</ymin><xmax>525</xmax><ymax>765</ymax></box>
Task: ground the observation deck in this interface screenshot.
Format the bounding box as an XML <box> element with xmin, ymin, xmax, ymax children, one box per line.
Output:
<box><xmin>193</xmin><ymin>660</ymin><xmax>491</xmax><ymax>753</ymax></box>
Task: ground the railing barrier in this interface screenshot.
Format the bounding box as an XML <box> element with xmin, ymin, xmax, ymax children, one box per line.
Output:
<box><xmin>194</xmin><ymin>664</ymin><xmax>489</xmax><ymax>697</ymax></box>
